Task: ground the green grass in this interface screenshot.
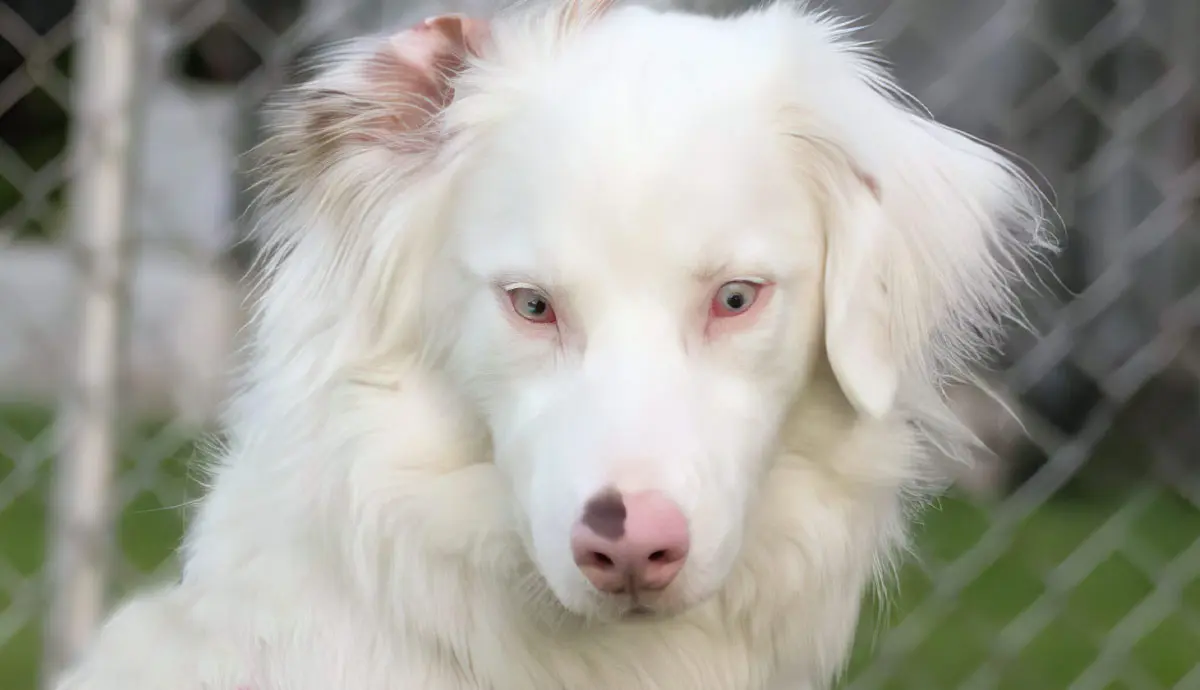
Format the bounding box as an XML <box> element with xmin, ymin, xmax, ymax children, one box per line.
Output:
<box><xmin>0</xmin><ymin>406</ymin><xmax>199</xmax><ymax>688</ymax></box>
<box><xmin>1</xmin><ymin>406</ymin><xmax>1197</xmax><ymax>689</ymax></box>
<box><xmin>842</xmin><ymin>488</ymin><xmax>1200</xmax><ymax>689</ymax></box>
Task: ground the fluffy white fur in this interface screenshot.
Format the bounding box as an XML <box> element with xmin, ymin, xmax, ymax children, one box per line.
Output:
<box><xmin>55</xmin><ymin>1</ymin><xmax>1049</xmax><ymax>689</ymax></box>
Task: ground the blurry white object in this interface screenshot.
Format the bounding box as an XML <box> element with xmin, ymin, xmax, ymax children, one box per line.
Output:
<box><xmin>0</xmin><ymin>245</ymin><xmax>243</xmax><ymax>427</ymax></box>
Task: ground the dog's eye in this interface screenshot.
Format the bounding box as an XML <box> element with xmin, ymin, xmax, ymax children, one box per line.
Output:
<box><xmin>507</xmin><ymin>286</ymin><xmax>557</xmax><ymax>324</ymax></box>
<box><xmin>712</xmin><ymin>281</ymin><xmax>759</xmax><ymax>317</ymax></box>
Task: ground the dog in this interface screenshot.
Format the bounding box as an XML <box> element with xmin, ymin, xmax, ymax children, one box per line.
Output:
<box><xmin>54</xmin><ymin>1</ymin><xmax>1050</xmax><ymax>688</ymax></box>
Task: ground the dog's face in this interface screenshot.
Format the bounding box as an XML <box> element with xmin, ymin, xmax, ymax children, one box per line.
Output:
<box><xmin>434</xmin><ymin>95</ymin><xmax>827</xmax><ymax>617</ymax></box>
<box><xmin>259</xmin><ymin>2</ymin><xmax>1044</xmax><ymax>626</ymax></box>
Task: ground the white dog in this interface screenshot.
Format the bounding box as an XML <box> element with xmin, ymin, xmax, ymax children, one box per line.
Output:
<box><xmin>55</xmin><ymin>1</ymin><xmax>1049</xmax><ymax>688</ymax></box>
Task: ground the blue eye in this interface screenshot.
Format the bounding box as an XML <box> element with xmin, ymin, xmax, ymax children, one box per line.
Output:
<box><xmin>506</xmin><ymin>286</ymin><xmax>557</xmax><ymax>324</ymax></box>
<box><xmin>712</xmin><ymin>281</ymin><xmax>759</xmax><ymax>317</ymax></box>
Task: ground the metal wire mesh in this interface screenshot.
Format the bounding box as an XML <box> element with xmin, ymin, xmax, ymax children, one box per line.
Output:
<box><xmin>0</xmin><ymin>0</ymin><xmax>1196</xmax><ymax>688</ymax></box>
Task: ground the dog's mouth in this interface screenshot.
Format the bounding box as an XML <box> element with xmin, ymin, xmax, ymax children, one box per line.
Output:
<box><xmin>609</xmin><ymin>592</ymin><xmax>690</xmax><ymax>622</ymax></box>
<box><xmin>621</xmin><ymin>604</ymin><xmax>656</xmax><ymax>619</ymax></box>
<box><xmin>565</xmin><ymin>586</ymin><xmax>688</xmax><ymax>623</ymax></box>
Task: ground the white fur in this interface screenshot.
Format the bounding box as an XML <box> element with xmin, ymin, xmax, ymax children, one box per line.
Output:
<box><xmin>54</xmin><ymin>2</ymin><xmax>1049</xmax><ymax>689</ymax></box>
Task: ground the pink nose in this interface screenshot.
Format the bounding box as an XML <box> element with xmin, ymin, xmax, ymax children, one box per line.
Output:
<box><xmin>570</xmin><ymin>490</ymin><xmax>690</xmax><ymax>594</ymax></box>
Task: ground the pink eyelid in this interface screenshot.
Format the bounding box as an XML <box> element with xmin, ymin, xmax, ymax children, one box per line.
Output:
<box><xmin>496</xmin><ymin>284</ymin><xmax>560</xmax><ymax>338</ymax></box>
<box><xmin>705</xmin><ymin>281</ymin><xmax>774</xmax><ymax>337</ymax></box>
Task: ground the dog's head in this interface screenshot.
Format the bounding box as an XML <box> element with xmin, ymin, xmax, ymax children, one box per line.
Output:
<box><xmin>254</xmin><ymin>1</ymin><xmax>1046</xmax><ymax>621</ymax></box>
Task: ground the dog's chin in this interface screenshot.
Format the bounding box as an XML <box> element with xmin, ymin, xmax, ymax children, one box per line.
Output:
<box><xmin>569</xmin><ymin>595</ymin><xmax>691</xmax><ymax>624</ymax></box>
<box><xmin>548</xmin><ymin>579</ymin><xmax>712</xmax><ymax>625</ymax></box>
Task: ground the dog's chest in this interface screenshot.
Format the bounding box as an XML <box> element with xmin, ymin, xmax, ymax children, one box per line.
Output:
<box><xmin>399</xmin><ymin>606</ymin><xmax>818</xmax><ymax>690</ymax></box>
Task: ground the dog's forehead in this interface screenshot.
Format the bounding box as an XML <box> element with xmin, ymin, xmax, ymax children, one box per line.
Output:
<box><xmin>450</xmin><ymin>102</ymin><xmax>815</xmax><ymax>287</ymax></box>
<box><xmin>446</xmin><ymin>10</ymin><xmax>826</xmax><ymax>286</ymax></box>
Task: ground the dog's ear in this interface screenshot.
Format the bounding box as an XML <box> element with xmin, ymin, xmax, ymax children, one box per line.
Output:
<box><xmin>246</xmin><ymin>15</ymin><xmax>492</xmax><ymax>385</ymax></box>
<box><xmin>261</xmin><ymin>13</ymin><xmax>490</xmax><ymax>186</ymax></box>
<box><xmin>822</xmin><ymin>171</ymin><xmax>897</xmax><ymax>419</ymax></box>
<box><xmin>819</xmin><ymin>106</ymin><xmax>1047</xmax><ymax>420</ymax></box>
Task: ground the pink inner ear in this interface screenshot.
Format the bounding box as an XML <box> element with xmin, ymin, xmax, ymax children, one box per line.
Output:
<box><xmin>390</xmin><ymin>14</ymin><xmax>488</xmax><ymax>72</ymax></box>
<box><xmin>420</xmin><ymin>14</ymin><xmax>492</xmax><ymax>55</ymax></box>
<box><xmin>348</xmin><ymin>14</ymin><xmax>491</xmax><ymax>143</ymax></box>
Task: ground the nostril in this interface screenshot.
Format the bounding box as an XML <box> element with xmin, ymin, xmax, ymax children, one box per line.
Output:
<box><xmin>648</xmin><ymin>550</ymin><xmax>666</xmax><ymax>562</ymax></box>
<box><xmin>574</xmin><ymin>544</ymin><xmax>629</xmax><ymax>593</ymax></box>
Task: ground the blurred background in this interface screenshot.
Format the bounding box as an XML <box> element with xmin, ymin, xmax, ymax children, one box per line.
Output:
<box><xmin>0</xmin><ymin>0</ymin><xmax>1196</xmax><ymax>687</ymax></box>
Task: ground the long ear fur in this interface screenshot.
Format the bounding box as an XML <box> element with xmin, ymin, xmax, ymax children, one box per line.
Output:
<box><xmin>242</xmin><ymin>15</ymin><xmax>490</xmax><ymax>404</ymax></box>
<box><xmin>771</xmin><ymin>5</ymin><xmax>1053</xmax><ymax>420</ymax></box>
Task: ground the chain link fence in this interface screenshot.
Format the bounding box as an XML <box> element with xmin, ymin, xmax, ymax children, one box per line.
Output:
<box><xmin>0</xmin><ymin>0</ymin><xmax>1196</xmax><ymax>688</ymax></box>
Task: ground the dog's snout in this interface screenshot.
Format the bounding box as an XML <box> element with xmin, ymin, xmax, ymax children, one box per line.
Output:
<box><xmin>571</xmin><ymin>490</ymin><xmax>689</xmax><ymax>594</ymax></box>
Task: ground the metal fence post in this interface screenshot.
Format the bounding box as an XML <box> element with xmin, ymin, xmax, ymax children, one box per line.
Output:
<box><xmin>42</xmin><ymin>0</ymin><xmax>145</xmax><ymax>684</ymax></box>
